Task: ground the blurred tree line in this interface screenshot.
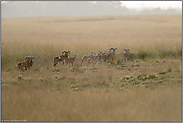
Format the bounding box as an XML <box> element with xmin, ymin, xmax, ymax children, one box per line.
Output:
<box><xmin>1</xmin><ymin>1</ymin><xmax>181</xmax><ymax>17</ymax></box>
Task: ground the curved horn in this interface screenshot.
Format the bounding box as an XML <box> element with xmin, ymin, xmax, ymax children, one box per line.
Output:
<box><xmin>105</xmin><ymin>51</ymin><xmax>109</xmax><ymax>56</ymax></box>
<box><xmin>62</xmin><ymin>50</ymin><xmax>66</xmax><ymax>54</ymax></box>
<box><xmin>106</xmin><ymin>52</ymin><xmax>109</xmax><ymax>56</ymax></box>
<box><xmin>110</xmin><ymin>48</ymin><xmax>114</xmax><ymax>52</ymax></box>
<box><xmin>99</xmin><ymin>51</ymin><xmax>103</xmax><ymax>56</ymax></box>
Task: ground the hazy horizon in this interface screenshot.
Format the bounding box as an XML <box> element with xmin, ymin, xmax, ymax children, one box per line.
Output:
<box><xmin>121</xmin><ymin>1</ymin><xmax>181</xmax><ymax>9</ymax></box>
<box><xmin>1</xmin><ymin>1</ymin><xmax>182</xmax><ymax>18</ymax></box>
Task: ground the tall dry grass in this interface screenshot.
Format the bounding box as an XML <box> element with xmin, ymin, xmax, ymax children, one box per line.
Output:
<box><xmin>1</xmin><ymin>15</ymin><xmax>182</xmax><ymax>70</ymax></box>
<box><xmin>2</xmin><ymin>85</ymin><xmax>181</xmax><ymax>122</ymax></box>
<box><xmin>1</xmin><ymin>15</ymin><xmax>182</xmax><ymax>122</ymax></box>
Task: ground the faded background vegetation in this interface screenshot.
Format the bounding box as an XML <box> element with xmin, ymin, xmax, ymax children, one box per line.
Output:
<box><xmin>1</xmin><ymin>1</ymin><xmax>182</xmax><ymax>17</ymax></box>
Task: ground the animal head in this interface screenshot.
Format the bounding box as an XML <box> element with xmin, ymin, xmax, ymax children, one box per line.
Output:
<box><xmin>109</xmin><ymin>48</ymin><xmax>114</xmax><ymax>52</ymax></box>
<box><xmin>124</xmin><ymin>49</ymin><xmax>130</xmax><ymax>53</ymax></box>
<box><xmin>109</xmin><ymin>47</ymin><xmax>117</xmax><ymax>53</ymax></box>
<box><xmin>109</xmin><ymin>48</ymin><xmax>114</xmax><ymax>51</ymax></box>
<box><xmin>25</xmin><ymin>56</ymin><xmax>35</xmax><ymax>62</ymax></box>
<box><xmin>25</xmin><ymin>56</ymin><xmax>30</xmax><ymax>59</ymax></box>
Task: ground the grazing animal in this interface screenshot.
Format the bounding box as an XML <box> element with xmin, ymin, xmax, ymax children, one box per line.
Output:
<box><xmin>62</xmin><ymin>50</ymin><xmax>70</xmax><ymax>64</ymax></box>
<box><xmin>96</xmin><ymin>52</ymin><xmax>103</xmax><ymax>63</ymax></box>
<box><xmin>117</xmin><ymin>49</ymin><xmax>130</xmax><ymax>62</ymax></box>
<box><xmin>17</xmin><ymin>60</ymin><xmax>29</xmax><ymax>71</ymax></box>
<box><xmin>82</xmin><ymin>52</ymin><xmax>94</xmax><ymax>64</ymax></box>
<box><xmin>16</xmin><ymin>56</ymin><xmax>35</xmax><ymax>71</ymax></box>
<box><xmin>88</xmin><ymin>53</ymin><xmax>102</xmax><ymax>65</ymax></box>
<box><xmin>53</xmin><ymin>50</ymin><xmax>70</xmax><ymax>67</ymax></box>
<box><xmin>53</xmin><ymin>55</ymin><xmax>63</xmax><ymax>67</ymax></box>
<box><xmin>66</xmin><ymin>54</ymin><xmax>77</xmax><ymax>67</ymax></box>
<box><xmin>108</xmin><ymin>47</ymin><xmax>117</xmax><ymax>63</ymax></box>
<box><xmin>99</xmin><ymin>51</ymin><xmax>109</xmax><ymax>63</ymax></box>
<box><xmin>25</xmin><ymin>56</ymin><xmax>35</xmax><ymax>68</ymax></box>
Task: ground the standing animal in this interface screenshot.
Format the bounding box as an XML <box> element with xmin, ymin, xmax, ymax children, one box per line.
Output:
<box><xmin>53</xmin><ymin>55</ymin><xmax>63</xmax><ymax>67</ymax></box>
<box><xmin>82</xmin><ymin>52</ymin><xmax>94</xmax><ymax>64</ymax></box>
<box><xmin>25</xmin><ymin>56</ymin><xmax>35</xmax><ymax>68</ymax></box>
<box><xmin>88</xmin><ymin>52</ymin><xmax>102</xmax><ymax>66</ymax></box>
<box><xmin>99</xmin><ymin>51</ymin><xmax>109</xmax><ymax>63</ymax></box>
<box><xmin>108</xmin><ymin>47</ymin><xmax>117</xmax><ymax>63</ymax></box>
<box><xmin>16</xmin><ymin>56</ymin><xmax>35</xmax><ymax>71</ymax></box>
<box><xmin>66</xmin><ymin>54</ymin><xmax>77</xmax><ymax>67</ymax></box>
<box><xmin>53</xmin><ymin>50</ymin><xmax>70</xmax><ymax>67</ymax></box>
<box><xmin>117</xmin><ymin>49</ymin><xmax>130</xmax><ymax>62</ymax></box>
<box><xmin>62</xmin><ymin>50</ymin><xmax>70</xmax><ymax>64</ymax></box>
<box><xmin>17</xmin><ymin>60</ymin><xmax>29</xmax><ymax>71</ymax></box>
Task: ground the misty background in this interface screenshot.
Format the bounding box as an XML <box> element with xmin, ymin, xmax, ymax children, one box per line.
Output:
<box><xmin>1</xmin><ymin>1</ymin><xmax>182</xmax><ymax>17</ymax></box>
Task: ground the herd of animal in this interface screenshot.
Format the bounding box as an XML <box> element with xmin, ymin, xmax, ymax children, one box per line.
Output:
<box><xmin>16</xmin><ymin>48</ymin><xmax>130</xmax><ymax>71</ymax></box>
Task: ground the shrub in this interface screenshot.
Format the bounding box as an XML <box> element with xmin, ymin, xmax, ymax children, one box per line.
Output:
<box><xmin>148</xmin><ymin>74</ymin><xmax>156</xmax><ymax>79</ymax></box>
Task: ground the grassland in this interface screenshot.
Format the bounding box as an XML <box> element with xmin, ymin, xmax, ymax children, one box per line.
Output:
<box><xmin>1</xmin><ymin>15</ymin><xmax>182</xmax><ymax>122</ymax></box>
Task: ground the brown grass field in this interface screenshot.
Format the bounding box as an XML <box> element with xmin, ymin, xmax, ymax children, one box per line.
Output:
<box><xmin>1</xmin><ymin>15</ymin><xmax>182</xmax><ymax>122</ymax></box>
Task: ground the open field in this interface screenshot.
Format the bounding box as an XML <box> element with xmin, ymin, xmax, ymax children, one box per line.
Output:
<box><xmin>1</xmin><ymin>15</ymin><xmax>182</xmax><ymax>122</ymax></box>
